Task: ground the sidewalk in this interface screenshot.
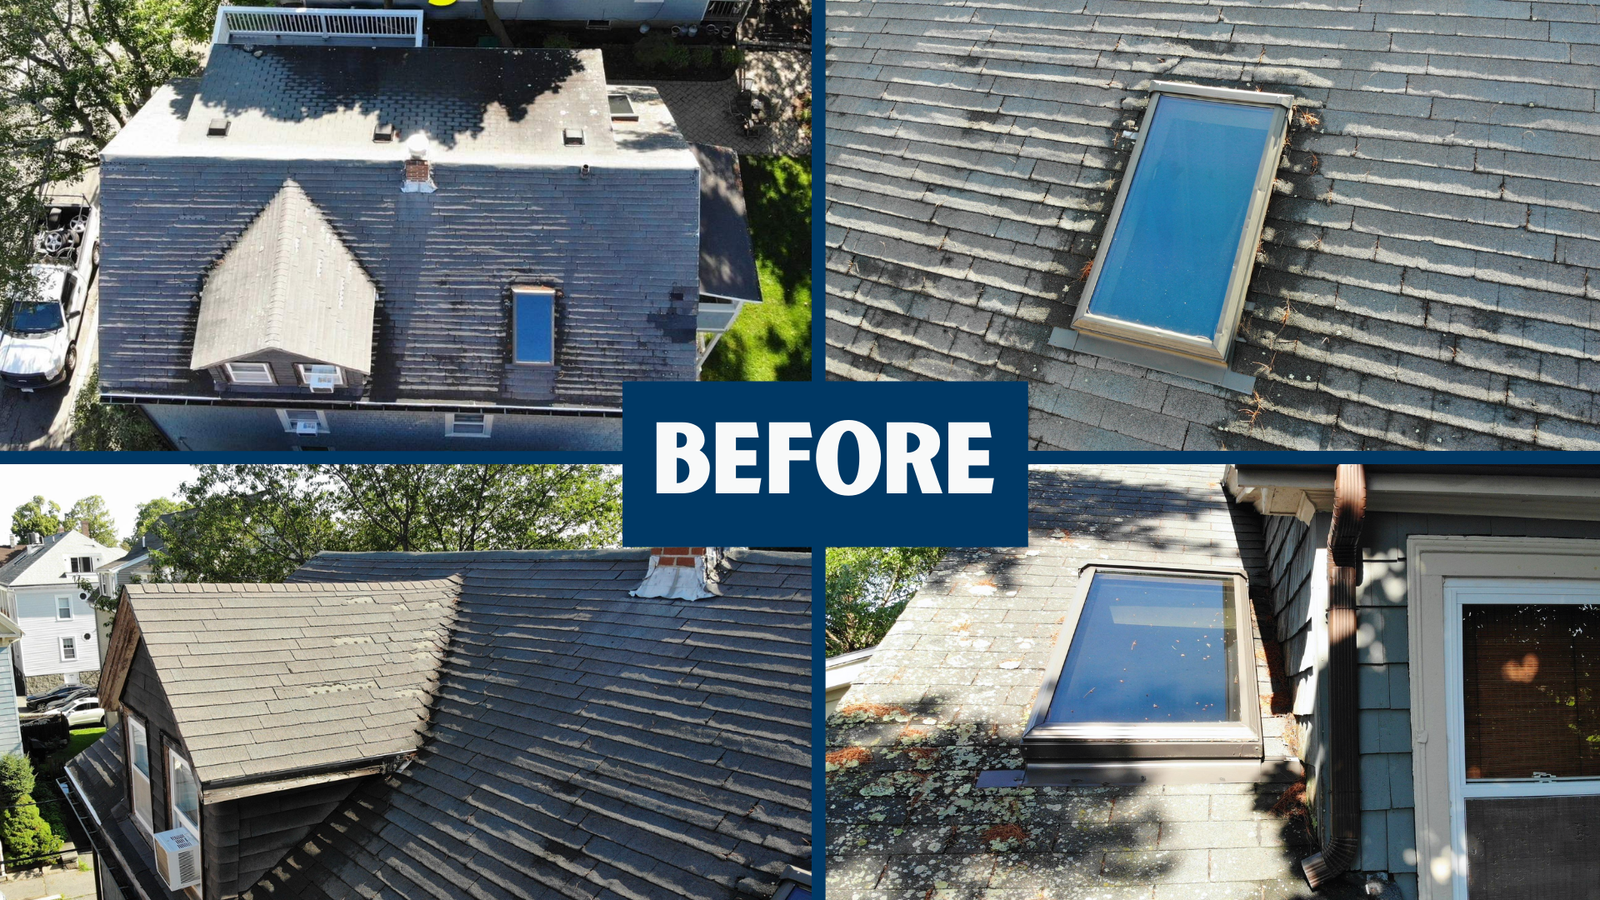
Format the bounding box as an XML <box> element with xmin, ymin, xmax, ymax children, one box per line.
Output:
<box><xmin>2</xmin><ymin>858</ymin><xmax>96</xmax><ymax>900</ymax></box>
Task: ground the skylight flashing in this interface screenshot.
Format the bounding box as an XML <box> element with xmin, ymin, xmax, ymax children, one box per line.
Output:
<box><xmin>1060</xmin><ymin>81</ymin><xmax>1294</xmax><ymax>384</ymax></box>
<box><xmin>1021</xmin><ymin>563</ymin><xmax>1262</xmax><ymax>764</ymax></box>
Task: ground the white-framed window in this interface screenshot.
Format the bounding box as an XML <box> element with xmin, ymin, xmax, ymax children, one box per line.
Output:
<box><xmin>168</xmin><ymin>747</ymin><xmax>201</xmax><ymax>854</ymax></box>
<box><xmin>128</xmin><ymin>714</ymin><xmax>153</xmax><ymax>834</ymax></box>
<box><xmin>445</xmin><ymin>412</ymin><xmax>494</xmax><ymax>438</ymax></box>
<box><xmin>56</xmin><ymin>595</ymin><xmax>72</xmax><ymax>620</ymax></box>
<box><xmin>70</xmin><ymin>556</ymin><xmax>93</xmax><ymax>573</ymax></box>
<box><xmin>295</xmin><ymin>364</ymin><xmax>345</xmax><ymax>388</ymax></box>
<box><xmin>59</xmin><ymin>636</ymin><xmax>76</xmax><ymax>662</ymax></box>
<box><xmin>276</xmin><ymin>409</ymin><xmax>329</xmax><ymax>435</ymax></box>
<box><xmin>223</xmin><ymin>361</ymin><xmax>274</xmax><ymax>385</ymax></box>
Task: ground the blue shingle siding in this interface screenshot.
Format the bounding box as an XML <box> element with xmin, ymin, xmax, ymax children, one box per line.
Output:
<box><xmin>825</xmin><ymin>0</ymin><xmax>1600</xmax><ymax>450</ymax></box>
<box><xmin>0</xmin><ymin>645</ymin><xmax>21</xmax><ymax>758</ymax></box>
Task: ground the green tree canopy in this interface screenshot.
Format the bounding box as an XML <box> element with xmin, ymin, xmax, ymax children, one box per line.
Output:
<box><xmin>10</xmin><ymin>496</ymin><xmax>63</xmax><ymax>543</ymax></box>
<box><xmin>151</xmin><ymin>464</ymin><xmax>622</xmax><ymax>583</ymax></box>
<box><xmin>825</xmin><ymin>547</ymin><xmax>946</xmax><ymax>657</ymax></box>
<box><xmin>65</xmin><ymin>495</ymin><xmax>116</xmax><ymax>546</ymax></box>
<box><xmin>126</xmin><ymin>496</ymin><xmax>188</xmax><ymax>547</ymax></box>
<box><xmin>0</xmin><ymin>0</ymin><xmax>215</xmax><ymax>314</ymax></box>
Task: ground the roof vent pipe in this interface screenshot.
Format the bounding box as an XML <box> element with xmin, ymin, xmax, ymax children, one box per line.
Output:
<box><xmin>401</xmin><ymin>133</ymin><xmax>436</xmax><ymax>194</ymax></box>
<box><xmin>631</xmin><ymin>548</ymin><xmax>722</xmax><ymax>601</ymax></box>
<box><xmin>30</xmin><ymin>533</ymin><xmax>41</xmax><ymax>545</ymax></box>
<box><xmin>1302</xmin><ymin>463</ymin><xmax>1365</xmax><ymax>888</ymax></box>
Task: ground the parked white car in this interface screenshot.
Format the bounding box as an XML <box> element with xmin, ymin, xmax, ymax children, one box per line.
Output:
<box><xmin>0</xmin><ymin>192</ymin><xmax>98</xmax><ymax>392</ymax></box>
<box><xmin>53</xmin><ymin>695</ymin><xmax>105</xmax><ymax>728</ymax></box>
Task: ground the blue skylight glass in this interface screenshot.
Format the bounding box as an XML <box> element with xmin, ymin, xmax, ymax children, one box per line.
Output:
<box><xmin>1045</xmin><ymin>572</ymin><xmax>1241</xmax><ymax>724</ymax></box>
<box><xmin>514</xmin><ymin>289</ymin><xmax>554</xmax><ymax>363</ymax></box>
<box><xmin>1084</xmin><ymin>96</ymin><xmax>1279</xmax><ymax>341</ymax></box>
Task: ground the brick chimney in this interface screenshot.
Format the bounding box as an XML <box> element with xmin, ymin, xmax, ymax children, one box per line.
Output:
<box><xmin>79</xmin><ymin>521</ymin><xmax>91</xmax><ymax>538</ymax></box>
<box><xmin>401</xmin><ymin>133</ymin><xmax>436</xmax><ymax>194</ymax></box>
<box><xmin>631</xmin><ymin>547</ymin><xmax>721</xmax><ymax>601</ymax></box>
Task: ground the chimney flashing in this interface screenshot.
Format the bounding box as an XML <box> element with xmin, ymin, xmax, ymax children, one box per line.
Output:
<box><xmin>401</xmin><ymin>133</ymin><xmax>436</xmax><ymax>194</ymax></box>
<box><xmin>631</xmin><ymin>547</ymin><xmax>721</xmax><ymax>601</ymax></box>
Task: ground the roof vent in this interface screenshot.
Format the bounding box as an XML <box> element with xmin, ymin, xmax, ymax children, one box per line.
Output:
<box><xmin>401</xmin><ymin>133</ymin><xmax>436</xmax><ymax>194</ymax></box>
<box><xmin>631</xmin><ymin>548</ymin><xmax>721</xmax><ymax>601</ymax></box>
<box><xmin>563</xmin><ymin>127</ymin><xmax>585</xmax><ymax>146</ymax></box>
<box><xmin>373</xmin><ymin>122</ymin><xmax>397</xmax><ymax>143</ymax></box>
<box><xmin>207</xmin><ymin>118</ymin><xmax>229</xmax><ymax>137</ymax></box>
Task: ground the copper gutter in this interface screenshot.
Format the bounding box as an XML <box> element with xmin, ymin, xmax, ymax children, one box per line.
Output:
<box><xmin>1302</xmin><ymin>463</ymin><xmax>1365</xmax><ymax>888</ymax></box>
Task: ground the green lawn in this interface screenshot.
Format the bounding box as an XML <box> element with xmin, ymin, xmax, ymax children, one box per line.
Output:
<box><xmin>702</xmin><ymin>155</ymin><xmax>812</xmax><ymax>382</ymax></box>
<box><xmin>36</xmin><ymin>726</ymin><xmax>105</xmax><ymax>781</ymax></box>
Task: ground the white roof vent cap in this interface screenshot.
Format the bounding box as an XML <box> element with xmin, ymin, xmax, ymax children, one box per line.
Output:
<box><xmin>405</xmin><ymin>133</ymin><xmax>430</xmax><ymax>160</ymax></box>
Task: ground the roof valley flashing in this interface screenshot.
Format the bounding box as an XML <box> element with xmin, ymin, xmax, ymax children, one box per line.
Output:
<box><xmin>1048</xmin><ymin>81</ymin><xmax>1295</xmax><ymax>395</ymax></box>
<box><xmin>96</xmin><ymin>46</ymin><xmax>714</xmax><ymax>415</ymax></box>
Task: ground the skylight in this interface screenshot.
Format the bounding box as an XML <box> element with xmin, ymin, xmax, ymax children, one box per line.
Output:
<box><xmin>1023</xmin><ymin>566</ymin><xmax>1261</xmax><ymax>761</ymax></box>
<box><xmin>1071</xmin><ymin>82</ymin><xmax>1293</xmax><ymax>366</ymax></box>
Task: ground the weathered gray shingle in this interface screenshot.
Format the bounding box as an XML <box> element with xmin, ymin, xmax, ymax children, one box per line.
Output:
<box><xmin>825</xmin><ymin>0</ymin><xmax>1600</xmax><ymax>450</ymax></box>
<box><xmin>123</xmin><ymin>576</ymin><xmax>461</xmax><ymax>783</ymax></box>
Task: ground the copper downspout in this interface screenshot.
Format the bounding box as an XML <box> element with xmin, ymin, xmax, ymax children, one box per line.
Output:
<box><xmin>1302</xmin><ymin>463</ymin><xmax>1366</xmax><ymax>889</ymax></box>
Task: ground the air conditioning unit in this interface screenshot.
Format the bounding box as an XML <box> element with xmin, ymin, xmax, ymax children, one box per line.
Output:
<box><xmin>154</xmin><ymin>827</ymin><xmax>201</xmax><ymax>890</ymax></box>
<box><xmin>308</xmin><ymin>373</ymin><xmax>338</xmax><ymax>393</ymax></box>
<box><xmin>294</xmin><ymin>419</ymin><xmax>321</xmax><ymax>436</ymax></box>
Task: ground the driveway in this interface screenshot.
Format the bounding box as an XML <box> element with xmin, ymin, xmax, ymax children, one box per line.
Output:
<box><xmin>624</xmin><ymin>50</ymin><xmax>811</xmax><ymax>157</ymax></box>
<box><xmin>0</xmin><ymin>273</ymin><xmax>98</xmax><ymax>450</ymax></box>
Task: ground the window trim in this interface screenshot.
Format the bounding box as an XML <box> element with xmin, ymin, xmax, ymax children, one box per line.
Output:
<box><xmin>56</xmin><ymin>595</ymin><xmax>73</xmax><ymax>620</ymax></box>
<box><xmin>1021</xmin><ymin>563</ymin><xmax>1261</xmax><ymax>762</ymax></box>
<box><xmin>167</xmin><ymin>745</ymin><xmax>201</xmax><ymax>839</ymax></box>
<box><xmin>445</xmin><ymin>412</ymin><xmax>494</xmax><ymax>438</ymax></box>
<box><xmin>511</xmin><ymin>285</ymin><xmax>557</xmax><ymax>366</ymax></box>
<box><xmin>1405</xmin><ymin>536</ymin><xmax>1600</xmax><ymax>900</ymax></box>
<box><xmin>223</xmin><ymin>361</ymin><xmax>275</xmax><ymax>385</ymax></box>
<box><xmin>59</xmin><ymin>635</ymin><xmax>76</xmax><ymax>662</ymax></box>
<box><xmin>127</xmin><ymin>713</ymin><xmax>153</xmax><ymax>837</ymax></box>
<box><xmin>70</xmin><ymin>556</ymin><xmax>93</xmax><ymax>574</ymax></box>
<box><xmin>294</xmin><ymin>363</ymin><xmax>346</xmax><ymax>388</ymax></box>
<box><xmin>1069</xmin><ymin>81</ymin><xmax>1294</xmax><ymax>365</ymax></box>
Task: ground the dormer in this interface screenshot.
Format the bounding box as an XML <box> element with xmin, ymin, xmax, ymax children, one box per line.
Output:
<box><xmin>189</xmin><ymin>179</ymin><xmax>377</xmax><ymax>396</ymax></box>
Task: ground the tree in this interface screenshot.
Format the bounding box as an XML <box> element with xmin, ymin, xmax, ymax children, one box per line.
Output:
<box><xmin>126</xmin><ymin>496</ymin><xmax>187</xmax><ymax>547</ymax></box>
<box><xmin>480</xmin><ymin>0</ymin><xmax>513</xmax><ymax>48</ymax></box>
<box><xmin>0</xmin><ymin>0</ymin><xmax>210</xmax><ymax>315</ymax></box>
<box><xmin>71</xmin><ymin>366</ymin><xmax>169</xmax><ymax>451</ymax></box>
<box><xmin>10</xmin><ymin>496</ymin><xmax>62</xmax><ymax>543</ymax></box>
<box><xmin>825</xmin><ymin>547</ymin><xmax>946</xmax><ymax>656</ymax></box>
<box><xmin>65</xmin><ymin>495</ymin><xmax>116</xmax><ymax>546</ymax></box>
<box><xmin>151</xmin><ymin>465</ymin><xmax>622</xmax><ymax>583</ymax></box>
<box><xmin>0</xmin><ymin>754</ymin><xmax>60</xmax><ymax>866</ymax></box>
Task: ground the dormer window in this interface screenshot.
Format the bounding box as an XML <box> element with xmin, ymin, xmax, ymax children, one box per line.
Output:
<box><xmin>296</xmin><ymin>364</ymin><xmax>345</xmax><ymax>392</ymax></box>
<box><xmin>70</xmin><ymin>556</ymin><xmax>94</xmax><ymax>573</ymax></box>
<box><xmin>224</xmin><ymin>362</ymin><xmax>274</xmax><ymax>385</ymax></box>
<box><xmin>512</xmin><ymin>286</ymin><xmax>556</xmax><ymax>365</ymax></box>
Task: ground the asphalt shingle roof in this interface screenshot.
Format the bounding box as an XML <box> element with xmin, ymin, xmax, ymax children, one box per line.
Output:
<box><xmin>190</xmin><ymin>179</ymin><xmax>379</xmax><ymax>374</ymax></box>
<box><xmin>121</xmin><ymin>576</ymin><xmax>461</xmax><ymax>784</ymax></box>
<box><xmin>238</xmin><ymin>548</ymin><xmax>812</xmax><ymax>900</ymax></box>
<box><xmin>824</xmin><ymin>0</ymin><xmax>1600</xmax><ymax>450</ymax></box>
<box><xmin>693</xmin><ymin>144</ymin><xmax>764</xmax><ymax>304</ymax></box>
<box><xmin>98</xmin><ymin>48</ymin><xmax>700</xmax><ymax>408</ymax></box>
<box><xmin>0</xmin><ymin>533</ymin><xmax>70</xmax><ymax>586</ymax></box>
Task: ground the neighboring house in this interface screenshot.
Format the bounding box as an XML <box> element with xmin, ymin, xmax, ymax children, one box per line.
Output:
<box><xmin>825</xmin><ymin>0</ymin><xmax>1600</xmax><ymax>451</ymax></box>
<box><xmin>94</xmin><ymin>522</ymin><xmax>174</xmax><ymax>676</ymax></box>
<box><xmin>65</xmin><ymin>547</ymin><xmax>811</xmax><ymax>900</ymax></box>
<box><xmin>828</xmin><ymin>465</ymin><xmax>1600</xmax><ymax>900</ymax></box>
<box><xmin>0</xmin><ymin>529</ymin><xmax>121</xmax><ymax>694</ymax></box>
<box><xmin>97</xmin><ymin>35</ymin><xmax>760</xmax><ymax>451</ymax></box>
<box><xmin>0</xmin><ymin>544</ymin><xmax>33</xmax><ymax>757</ymax></box>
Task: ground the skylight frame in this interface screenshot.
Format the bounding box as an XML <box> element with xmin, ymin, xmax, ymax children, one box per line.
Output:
<box><xmin>1070</xmin><ymin>82</ymin><xmax>1295</xmax><ymax>365</ymax></box>
<box><xmin>1022</xmin><ymin>563</ymin><xmax>1262</xmax><ymax>761</ymax></box>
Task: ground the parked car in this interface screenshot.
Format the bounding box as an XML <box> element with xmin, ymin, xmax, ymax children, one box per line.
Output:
<box><xmin>53</xmin><ymin>696</ymin><xmax>105</xmax><ymax>728</ymax></box>
<box><xmin>25</xmin><ymin>683</ymin><xmax>93</xmax><ymax>711</ymax></box>
<box><xmin>0</xmin><ymin>191</ymin><xmax>98</xmax><ymax>391</ymax></box>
